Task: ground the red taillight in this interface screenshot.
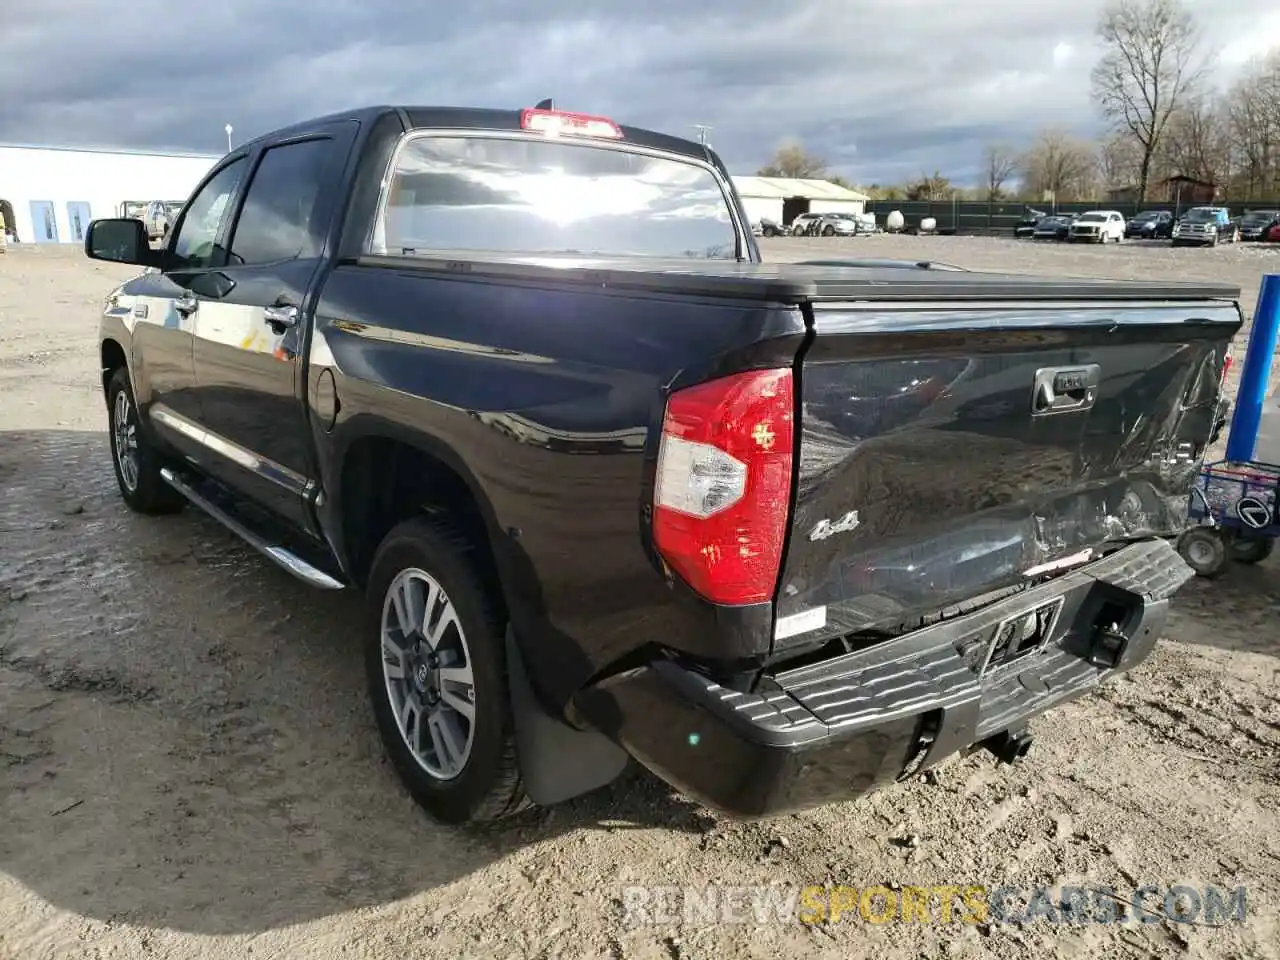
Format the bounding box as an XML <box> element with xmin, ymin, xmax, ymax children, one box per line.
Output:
<box><xmin>652</xmin><ymin>369</ymin><xmax>794</xmax><ymax>605</ymax></box>
<box><xmin>520</xmin><ymin>108</ymin><xmax>623</xmax><ymax>139</ymax></box>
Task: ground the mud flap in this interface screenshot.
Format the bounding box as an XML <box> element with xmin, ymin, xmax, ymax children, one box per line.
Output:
<box><xmin>505</xmin><ymin>626</ymin><xmax>629</xmax><ymax>806</ymax></box>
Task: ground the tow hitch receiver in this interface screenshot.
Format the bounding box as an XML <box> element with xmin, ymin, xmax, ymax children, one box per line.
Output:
<box><xmin>1088</xmin><ymin>619</ymin><xmax>1130</xmax><ymax>668</ymax></box>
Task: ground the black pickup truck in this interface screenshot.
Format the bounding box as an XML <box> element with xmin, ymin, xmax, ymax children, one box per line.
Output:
<box><xmin>84</xmin><ymin>104</ymin><xmax>1241</xmax><ymax>824</ymax></box>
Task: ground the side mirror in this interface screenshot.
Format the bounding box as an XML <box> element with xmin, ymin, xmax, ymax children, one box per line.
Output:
<box><xmin>84</xmin><ymin>218</ymin><xmax>158</xmax><ymax>267</ymax></box>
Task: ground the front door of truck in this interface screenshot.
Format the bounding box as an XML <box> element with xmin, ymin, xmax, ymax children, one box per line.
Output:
<box><xmin>188</xmin><ymin>122</ymin><xmax>355</xmax><ymax>534</ymax></box>
<box><xmin>135</xmin><ymin>154</ymin><xmax>249</xmax><ymax>463</ymax></box>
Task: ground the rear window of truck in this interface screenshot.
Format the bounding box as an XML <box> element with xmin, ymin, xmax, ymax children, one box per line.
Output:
<box><xmin>369</xmin><ymin>134</ymin><xmax>739</xmax><ymax>260</ymax></box>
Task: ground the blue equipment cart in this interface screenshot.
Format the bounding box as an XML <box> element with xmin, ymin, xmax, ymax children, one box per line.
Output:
<box><xmin>1177</xmin><ymin>273</ymin><xmax>1280</xmax><ymax>577</ymax></box>
<box><xmin>1180</xmin><ymin>460</ymin><xmax>1279</xmax><ymax>575</ymax></box>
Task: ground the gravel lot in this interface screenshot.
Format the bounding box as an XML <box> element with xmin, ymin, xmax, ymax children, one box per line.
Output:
<box><xmin>1</xmin><ymin>238</ymin><xmax>1278</xmax><ymax>960</ymax></box>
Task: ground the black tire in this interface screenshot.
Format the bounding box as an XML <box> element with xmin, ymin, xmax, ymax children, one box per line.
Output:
<box><xmin>822</xmin><ymin>225</ymin><xmax>835</xmax><ymax>237</ymax></box>
<box><xmin>106</xmin><ymin>366</ymin><xmax>184</xmax><ymax>514</ymax></box>
<box><xmin>1178</xmin><ymin>527</ymin><xmax>1229</xmax><ymax>578</ymax></box>
<box><xmin>1230</xmin><ymin>536</ymin><xmax>1274</xmax><ymax>565</ymax></box>
<box><xmin>364</xmin><ymin>517</ymin><xmax>529</xmax><ymax>824</ymax></box>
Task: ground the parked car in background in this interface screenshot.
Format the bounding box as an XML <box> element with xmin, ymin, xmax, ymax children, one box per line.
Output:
<box><xmin>1238</xmin><ymin>209</ymin><xmax>1280</xmax><ymax>242</ymax></box>
<box><xmin>754</xmin><ymin>218</ymin><xmax>788</xmax><ymax>237</ymax></box>
<box><xmin>1032</xmin><ymin>214</ymin><xmax>1074</xmax><ymax>241</ymax></box>
<box><xmin>789</xmin><ymin>212</ymin><xmax>824</xmax><ymax>237</ymax></box>
<box><xmin>1172</xmin><ymin>206</ymin><xmax>1238</xmax><ymax>246</ymax></box>
<box><xmin>1068</xmin><ymin>210</ymin><xmax>1125</xmax><ymax>243</ymax></box>
<box><xmin>1124</xmin><ymin>210</ymin><xmax>1174</xmax><ymax>240</ymax></box>
<box><xmin>1014</xmin><ymin>207</ymin><xmax>1047</xmax><ymax>239</ymax></box>
<box><xmin>1266</xmin><ymin>221</ymin><xmax>1280</xmax><ymax>243</ymax></box>
<box><xmin>814</xmin><ymin>212</ymin><xmax>861</xmax><ymax>237</ymax></box>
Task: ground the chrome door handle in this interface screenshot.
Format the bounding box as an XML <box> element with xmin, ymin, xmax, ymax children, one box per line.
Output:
<box><xmin>264</xmin><ymin>304</ymin><xmax>298</xmax><ymax>331</ymax></box>
<box><xmin>175</xmin><ymin>293</ymin><xmax>198</xmax><ymax>315</ymax></box>
<box><xmin>1031</xmin><ymin>364</ymin><xmax>1101</xmax><ymax>416</ymax></box>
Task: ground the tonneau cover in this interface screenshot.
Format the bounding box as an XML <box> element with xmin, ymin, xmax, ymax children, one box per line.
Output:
<box><xmin>357</xmin><ymin>253</ymin><xmax>1242</xmax><ymax>304</ymax></box>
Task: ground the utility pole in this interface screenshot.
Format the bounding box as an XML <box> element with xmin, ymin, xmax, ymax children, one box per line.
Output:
<box><xmin>693</xmin><ymin>124</ymin><xmax>711</xmax><ymax>147</ymax></box>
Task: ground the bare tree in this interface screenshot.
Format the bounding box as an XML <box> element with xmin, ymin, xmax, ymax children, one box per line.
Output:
<box><xmin>905</xmin><ymin>171</ymin><xmax>954</xmax><ymax>201</ymax></box>
<box><xmin>757</xmin><ymin>141</ymin><xmax>828</xmax><ymax>178</ymax></box>
<box><xmin>981</xmin><ymin>144</ymin><xmax>1019</xmax><ymax>200</ymax></box>
<box><xmin>1225</xmin><ymin>51</ymin><xmax>1280</xmax><ymax>198</ymax></box>
<box><xmin>1091</xmin><ymin>0</ymin><xmax>1204</xmax><ymax>200</ymax></box>
<box><xmin>1097</xmin><ymin>132</ymin><xmax>1142</xmax><ymax>190</ymax></box>
<box><xmin>1160</xmin><ymin>95</ymin><xmax>1231</xmax><ymax>185</ymax></box>
<box><xmin>1022</xmin><ymin>129</ymin><xmax>1098</xmax><ymax>201</ymax></box>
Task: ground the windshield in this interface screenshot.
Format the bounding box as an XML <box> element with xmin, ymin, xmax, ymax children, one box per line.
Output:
<box><xmin>1183</xmin><ymin>208</ymin><xmax>1219</xmax><ymax>222</ymax></box>
<box><xmin>1077</xmin><ymin>213</ymin><xmax>1105</xmax><ymax>223</ymax></box>
<box><xmin>1242</xmin><ymin>210</ymin><xmax>1278</xmax><ymax>222</ymax></box>
<box><xmin>1133</xmin><ymin>211</ymin><xmax>1161</xmax><ymax>220</ymax></box>
<box><xmin>371</xmin><ymin>133</ymin><xmax>739</xmax><ymax>260</ymax></box>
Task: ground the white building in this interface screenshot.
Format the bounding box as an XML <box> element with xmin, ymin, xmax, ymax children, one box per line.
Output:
<box><xmin>0</xmin><ymin>144</ymin><xmax>219</xmax><ymax>245</ymax></box>
<box><xmin>731</xmin><ymin>176</ymin><xmax>869</xmax><ymax>227</ymax></box>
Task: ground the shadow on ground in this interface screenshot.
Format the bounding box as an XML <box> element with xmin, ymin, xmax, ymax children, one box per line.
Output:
<box><xmin>0</xmin><ymin>429</ymin><xmax>709</xmax><ymax>937</ymax></box>
<box><xmin>1165</xmin><ymin>555</ymin><xmax>1280</xmax><ymax>658</ymax></box>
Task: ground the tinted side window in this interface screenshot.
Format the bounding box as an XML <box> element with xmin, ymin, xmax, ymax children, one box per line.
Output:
<box><xmin>228</xmin><ymin>139</ymin><xmax>335</xmax><ymax>265</ymax></box>
<box><xmin>170</xmin><ymin>158</ymin><xmax>247</xmax><ymax>270</ymax></box>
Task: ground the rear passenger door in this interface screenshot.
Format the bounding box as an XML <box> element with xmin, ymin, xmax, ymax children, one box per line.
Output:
<box><xmin>189</xmin><ymin>121</ymin><xmax>357</xmax><ymax>534</ymax></box>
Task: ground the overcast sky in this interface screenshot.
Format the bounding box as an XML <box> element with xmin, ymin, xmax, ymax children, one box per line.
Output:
<box><xmin>1</xmin><ymin>0</ymin><xmax>1276</xmax><ymax>186</ymax></box>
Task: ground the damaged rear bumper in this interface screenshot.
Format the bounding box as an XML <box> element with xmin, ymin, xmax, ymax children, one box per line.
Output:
<box><xmin>573</xmin><ymin>538</ymin><xmax>1192</xmax><ymax>818</ymax></box>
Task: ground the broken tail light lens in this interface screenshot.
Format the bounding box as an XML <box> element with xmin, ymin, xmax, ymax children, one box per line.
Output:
<box><xmin>652</xmin><ymin>369</ymin><xmax>794</xmax><ymax>605</ymax></box>
<box><xmin>520</xmin><ymin>108</ymin><xmax>623</xmax><ymax>139</ymax></box>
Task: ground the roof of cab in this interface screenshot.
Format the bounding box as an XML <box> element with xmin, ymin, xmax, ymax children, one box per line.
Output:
<box><xmin>244</xmin><ymin>104</ymin><xmax>711</xmax><ymax>162</ymax></box>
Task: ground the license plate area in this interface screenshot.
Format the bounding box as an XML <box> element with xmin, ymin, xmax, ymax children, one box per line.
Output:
<box><xmin>977</xmin><ymin>597</ymin><xmax>1065</xmax><ymax>676</ymax></box>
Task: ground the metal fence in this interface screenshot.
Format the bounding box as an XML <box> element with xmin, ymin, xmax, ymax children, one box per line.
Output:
<box><xmin>863</xmin><ymin>199</ymin><xmax>1280</xmax><ymax>236</ymax></box>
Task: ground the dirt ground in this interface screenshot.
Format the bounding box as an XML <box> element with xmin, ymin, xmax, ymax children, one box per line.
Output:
<box><xmin>1</xmin><ymin>238</ymin><xmax>1278</xmax><ymax>960</ymax></box>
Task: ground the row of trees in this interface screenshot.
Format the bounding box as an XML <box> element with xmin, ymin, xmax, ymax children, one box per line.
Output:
<box><xmin>758</xmin><ymin>0</ymin><xmax>1280</xmax><ymax>204</ymax></box>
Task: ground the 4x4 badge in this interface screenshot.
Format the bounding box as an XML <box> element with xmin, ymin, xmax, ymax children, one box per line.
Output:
<box><xmin>809</xmin><ymin>510</ymin><xmax>861</xmax><ymax>541</ymax></box>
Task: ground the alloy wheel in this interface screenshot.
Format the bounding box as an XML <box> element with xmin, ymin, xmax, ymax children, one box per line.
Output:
<box><xmin>380</xmin><ymin>567</ymin><xmax>477</xmax><ymax>780</ymax></box>
<box><xmin>112</xmin><ymin>389</ymin><xmax>140</xmax><ymax>493</ymax></box>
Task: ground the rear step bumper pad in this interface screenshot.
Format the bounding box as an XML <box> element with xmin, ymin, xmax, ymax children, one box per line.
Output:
<box><xmin>574</xmin><ymin>538</ymin><xmax>1191</xmax><ymax>818</ymax></box>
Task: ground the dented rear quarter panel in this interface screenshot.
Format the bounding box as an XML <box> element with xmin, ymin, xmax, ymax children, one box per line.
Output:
<box><xmin>306</xmin><ymin>262</ymin><xmax>808</xmax><ymax>705</ymax></box>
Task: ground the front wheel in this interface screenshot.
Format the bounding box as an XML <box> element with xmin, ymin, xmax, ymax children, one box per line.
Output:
<box><xmin>365</xmin><ymin>517</ymin><xmax>529</xmax><ymax>824</ymax></box>
<box><xmin>106</xmin><ymin>367</ymin><xmax>184</xmax><ymax>514</ymax></box>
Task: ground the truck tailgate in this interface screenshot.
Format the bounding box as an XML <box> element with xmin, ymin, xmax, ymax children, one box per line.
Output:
<box><xmin>774</xmin><ymin>298</ymin><xmax>1241</xmax><ymax>651</ymax></box>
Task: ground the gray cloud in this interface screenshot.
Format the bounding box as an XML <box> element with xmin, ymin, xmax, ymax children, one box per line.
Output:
<box><xmin>1</xmin><ymin>0</ymin><xmax>1275</xmax><ymax>185</ymax></box>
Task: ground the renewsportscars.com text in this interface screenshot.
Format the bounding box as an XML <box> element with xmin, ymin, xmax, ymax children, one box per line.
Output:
<box><xmin>620</xmin><ymin>883</ymin><xmax>1248</xmax><ymax>927</ymax></box>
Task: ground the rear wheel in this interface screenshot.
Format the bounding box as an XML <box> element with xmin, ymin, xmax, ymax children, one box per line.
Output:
<box><xmin>365</xmin><ymin>517</ymin><xmax>529</xmax><ymax>824</ymax></box>
<box><xmin>1231</xmin><ymin>536</ymin><xmax>1274</xmax><ymax>565</ymax></box>
<box><xmin>1178</xmin><ymin>527</ymin><xmax>1229</xmax><ymax>578</ymax></box>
